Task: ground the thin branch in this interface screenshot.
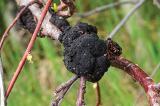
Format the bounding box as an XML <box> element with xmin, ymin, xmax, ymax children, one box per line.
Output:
<box><xmin>57</xmin><ymin>0</ymin><xmax>76</xmax><ymax>17</ymax></box>
<box><xmin>76</xmin><ymin>77</ymin><xmax>86</xmax><ymax>106</ymax></box>
<box><xmin>55</xmin><ymin>75</ymin><xmax>78</xmax><ymax>94</ymax></box>
<box><xmin>107</xmin><ymin>0</ymin><xmax>145</xmax><ymax>39</ymax></box>
<box><xmin>110</xmin><ymin>56</ymin><xmax>160</xmax><ymax>105</ymax></box>
<box><xmin>5</xmin><ymin>0</ymin><xmax>53</xmax><ymax>99</ymax></box>
<box><xmin>52</xmin><ymin>75</ymin><xmax>78</xmax><ymax>106</ymax></box>
<box><xmin>0</xmin><ymin>57</ymin><xmax>5</xmax><ymax>106</ymax></box>
<box><xmin>0</xmin><ymin>1</ymin><xmax>37</xmax><ymax>51</ymax></box>
<box><xmin>95</xmin><ymin>82</ymin><xmax>101</xmax><ymax>106</ymax></box>
<box><xmin>151</xmin><ymin>62</ymin><xmax>160</xmax><ymax>77</ymax></box>
<box><xmin>153</xmin><ymin>0</ymin><xmax>160</xmax><ymax>8</ymax></box>
<box><xmin>78</xmin><ymin>0</ymin><xmax>136</xmax><ymax>18</ymax></box>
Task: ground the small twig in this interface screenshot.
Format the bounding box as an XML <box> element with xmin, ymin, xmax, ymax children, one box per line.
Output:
<box><xmin>55</xmin><ymin>75</ymin><xmax>78</xmax><ymax>93</ymax></box>
<box><xmin>57</xmin><ymin>0</ymin><xmax>75</xmax><ymax>17</ymax></box>
<box><xmin>107</xmin><ymin>0</ymin><xmax>145</xmax><ymax>38</ymax></box>
<box><xmin>78</xmin><ymin>0</ymin><xmax>136</xmax><ymax>18</ymax></box>
<box><xmin>151</xmin><ymin>62</ymin><xmax>160</xmax><ymax>77</ymax></box>
<box><xmin>0</xmin><ymin>1</ymin><xmax>37</xmax><ymax>51</ymax></box>
<box><xmin>153</xmin><ymin>0</ymin><xmax>160</xmax><ymax>8</ymax></box>
<box><xmin>95</xmin><ymin>82</ymin><xmax>101</xmax><ymax>106</ymax></box>
<box><xmin>76</xmin><ymin>77</ymin><xmax>86</xmax><ymax>106</ymax></box>
<box><xmin>5</xmin><ymin>0</ymin><xmax>53</xmax><ymax>99</ymax></box>
<box><xmin>52</xmin><ymin>75</ymin><xmax>78</xmax><ymax>106</ymax></box>
<box><xmin>0</xmin><ymin>57</ymin><xmax>5</xmax><ymax>106</ymax></box>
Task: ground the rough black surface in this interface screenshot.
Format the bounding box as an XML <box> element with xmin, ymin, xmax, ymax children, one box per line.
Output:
<box><xmin>18</xmin><ymin>8</ymin><xmax>121</xmax><ymax>82</ymax></box>
<box><xmin>49</xmin><ymin>7</ymin><xmax>70</xmax><ymax>32</ymax></box>
<box><xmin>59</xmin><ymin>22</ymin><xmax>111</xmax><ymax>82</ymax></box>
<box><xmin>18</xmin><ymin>6</ymin><xmax>37</xmax><ymax>33</ymax></box>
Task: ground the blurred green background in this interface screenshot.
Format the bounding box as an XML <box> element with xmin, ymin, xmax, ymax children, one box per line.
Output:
<box><xmin>0</xmin><ymin>0</ymin><xmax>160</xmax><ymax>106</ymax></box>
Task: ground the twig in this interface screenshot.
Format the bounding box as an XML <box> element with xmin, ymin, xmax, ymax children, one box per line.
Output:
<box><xmin>0</xmin><ymin>1</ymin><xmax>37</xmax><ymax>51</ymax></box>
<box><xmin>107</xmin><ymin>0</ymin><xmax>145</xmax><ymax>38</ymax></box>
<box><xmin>151</xmin><ymin>62</ymin><xmax>160</xmax><ymax>77</ymax></box>
<box><xmin>55</xmin><ymin>75</ymin><xmax>78</xmax><ymax>93</ymax></box>
<box><xmin>57</xmin><ymin>0</ymin><xmax>76</xmax><ymax>17</ymax></box>
<box><xmin>5</xmin><ymin>0</ymin><xmax>53</xmax><ymax>99</ymax></box>
<box><xmin>52</xmin><ymin>75</ymin><xmax>78</xmax><ymax>106</ymax></box>
<box><xmin>95</xmin><ymin>82</ymin><xmax>101</xmax><ymax>106</ymax></box>
<box><xmin>78</xmin><ymin>0</ymin><xmax>136</xmax><ymax>18</ymax></box>
<box><xmin>0</xmin><ymin>57</ymin><xmax>5</xmax><ymax>106</ymax></box>
<box><xmin>76</xmin><ymin>77</ymin><xmax>86</xmax><ymax>106</ymax></box>
<box><xmin>110</xmin><ymin>56</ymin><xmax>160</xmax><ymax>106</ymax></box>
<box><xmin>153</xmin><ymin>0</ymin><xmax>160</xmax><ymax>8</ymax></box>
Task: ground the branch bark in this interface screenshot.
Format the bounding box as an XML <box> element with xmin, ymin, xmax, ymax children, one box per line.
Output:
<box><xmin>52</xmin><ymin>75</ymin><xmax>78</xmax><ymax>106</ymax></box>
<box><xmin>110</xmin><ymin>56</ymin><xmax>160</xmax><ymax>106</ymax></box>
<box><xmin>5</xmin><ymin>0</ymin><xmax>53</xmax><ymax>99</ymax></box>
<box><xmin>17</xmin><ymin>0</ymin><xmax>62</xmax><ymax>40</ymax></box>
<box><xmin>76</xmin><ymin>77</ymin><xmax>86</xmax><ymax>106</ymax></box>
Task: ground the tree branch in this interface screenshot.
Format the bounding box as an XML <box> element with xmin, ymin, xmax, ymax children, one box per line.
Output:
<box><xmin>110</xmin><ymin>56</ymin><xmax>160</xmax><ymax>105</ymax></box>
<box><xmin>78</xmin><ymin>0</ymin><xmax>136</xmax><ymax>18</ymax></box>
<box><xmin>134</xmin><ymin>61</ymin><xmax>160</xmax><ymax>105</ymax></box>
<box><xmin>107</xmin><ymin>0</ymin><xmax>145</xmax><ymax>38</ymax></box>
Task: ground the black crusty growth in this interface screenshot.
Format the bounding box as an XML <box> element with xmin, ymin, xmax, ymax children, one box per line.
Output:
<box><xmin>18</xmin><ymin>6</ymin><xmax>37</xmax><ymax>33</ymax></box>
<box><xmin>49</xmin><ymin>11</ymin><xmax>111</xmax><ymax>82</ymax></box>
<box><xmin>18</xmin><ymin>7</ymin><xmax>122</xmax><ymax>82</ymax></box>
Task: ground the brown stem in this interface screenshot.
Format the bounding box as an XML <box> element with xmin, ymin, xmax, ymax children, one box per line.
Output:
<box><xmin>5</xmin><ymin>0</ymin><xmax>53</xmax><ymax>99</ymax></box>
<box><xmin>95</xmin><ymin>82</ymin><xmax>101</xmax><ymax>106</ymax></box>
<box><xmin>76</xmin><ymin>77</ymin><xmax>86</xmax><ymax>106</ymax></box>
<box><xmin>110</xmin><ymin>56</ymin><xmax>160</xmax><ymax>106</ymax></box>
<box><xmin>55</xmin><ymin>75</ymin><xmax>78</xmax><ymax>94</ymax></box>
<box><xmin>0</xmin><ymin>1</ymin><xmax>37</xmax><ymax>51</ymax></box>
<box><xmin>58</xmin><ymin>0</ymin><xmax>68</xmax><ymax>11</ymax></box>
<box><xmin>57</xmin><ymin>0</ymin><xmax>75</xmax><ymax>17</ymax></box>
<box><xmin>52</xmin><ymin>76</ymin><xmax>78</xmax><ymax>106</ymax></box>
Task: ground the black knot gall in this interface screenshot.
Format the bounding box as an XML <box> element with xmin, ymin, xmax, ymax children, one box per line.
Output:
<box><xmin>18</xmin><ymin>6</ymin><xmax>37</xmax><ymax>33</ymax></box>
<box><xmin>59</xmin><ymin>22</ymin><xmax>111</xmax><ymax>82</ymax></box>
<box><xmin>49</xmin><ymin>7</ymin><xmax>70</xmax><ymax>32</ymax></box>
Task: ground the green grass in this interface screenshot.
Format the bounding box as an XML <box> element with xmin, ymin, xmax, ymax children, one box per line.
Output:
<box><xmin>0</xmin><ymin>0</ymin><xmax>160</xmax><ymax>106</ymax></box>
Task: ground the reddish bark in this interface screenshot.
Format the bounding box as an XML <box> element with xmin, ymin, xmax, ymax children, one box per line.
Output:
<box><xmin>76</xmin><ymin>77</ymin><xmax>86</xmax><ymax>106</ymax></box>
<box><xmin>5</xmin><ymin>0</ymin><xmax>53</xmax><ymax>99</ymax></box>
<box><xmin>110</xmin><ymin>56</ymin><xmax>160</xmax><ymax>106</ymax></box>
